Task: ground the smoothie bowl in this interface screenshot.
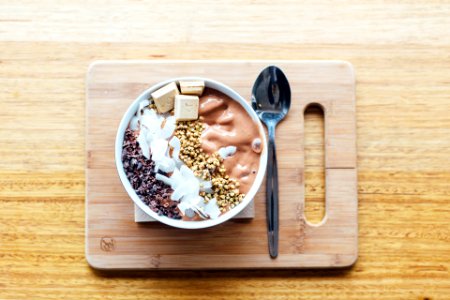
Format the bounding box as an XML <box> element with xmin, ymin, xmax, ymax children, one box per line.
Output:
<box><xmin>115</xmin><ymin>78</ymin><xmax>267</xmax><ymax>229</ymax></box>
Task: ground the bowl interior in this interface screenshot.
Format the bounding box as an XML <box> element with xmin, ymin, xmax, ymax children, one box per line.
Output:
<box><xmin>115</xmin><ymin>77</ymin><xmax>267</xmax><ymax>229</ymax></box>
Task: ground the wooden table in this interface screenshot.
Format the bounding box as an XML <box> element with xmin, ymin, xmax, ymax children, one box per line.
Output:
<box><xmin>1</xmin><ymin>1</ymin><xmax>449</xmax><ymax>299</ymax></box>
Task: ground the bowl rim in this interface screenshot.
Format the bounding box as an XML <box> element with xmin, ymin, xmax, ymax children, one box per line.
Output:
<box><xmin>115</xmin><ymin>77</ymin><xmax>268</xmax><ymax>229</ymax></box>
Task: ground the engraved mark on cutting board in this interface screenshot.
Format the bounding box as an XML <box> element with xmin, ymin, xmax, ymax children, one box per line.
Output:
<box><xmin>100</xmin><ymin>237</ymin><xmax>116</xmax><ymax>252</ymax></box>
<box><xmin>151</xmin><ymin>254</ymin><xmax>161</xmax><ymax>268</ymax></box>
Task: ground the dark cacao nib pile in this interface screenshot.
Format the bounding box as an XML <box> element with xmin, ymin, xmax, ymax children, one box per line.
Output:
<box><xmin>122</xmin><ymin>129</ymin><xmax>181</xmax><ymax>219</ymax></box>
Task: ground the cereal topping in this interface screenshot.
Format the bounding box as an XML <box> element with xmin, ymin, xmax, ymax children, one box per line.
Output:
<box><xmin>175</xmin><ymin>120</ymin><xmax>245</xmax><ymax>211</ymax></box>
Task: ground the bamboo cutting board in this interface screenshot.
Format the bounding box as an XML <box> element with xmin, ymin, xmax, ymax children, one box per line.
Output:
<box><xmin>86</xmin><ymin>60</ymin><xmax>357</xmax><ymax>269</ymax></box>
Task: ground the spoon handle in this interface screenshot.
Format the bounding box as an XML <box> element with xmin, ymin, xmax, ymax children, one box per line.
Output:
<box><xmin>266</xmin><ymin>124</ymin><xmax>279</xmax><ymax>258</ymax></box>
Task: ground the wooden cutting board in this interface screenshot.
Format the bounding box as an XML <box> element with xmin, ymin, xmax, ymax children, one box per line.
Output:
<box><xmin>85</xmin><ymin>60</ymin><xmax>357</xmax><ymax>269</ymax></box>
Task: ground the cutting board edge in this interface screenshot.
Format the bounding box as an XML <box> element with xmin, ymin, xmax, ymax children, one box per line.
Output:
<box><xmin>85</xmin><ymin>60</ymin><xmax>358</xmax><ymax>270</ymax></box>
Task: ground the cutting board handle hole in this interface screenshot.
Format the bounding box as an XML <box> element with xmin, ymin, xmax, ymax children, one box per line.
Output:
<box><xmin>303</xmin><ymin>104</ymin><xmax>326</xmax><ymax>225</ymax></box>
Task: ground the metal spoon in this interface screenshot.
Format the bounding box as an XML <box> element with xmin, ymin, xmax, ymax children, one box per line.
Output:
<box><xmin>251</xmin><ymin>66</ymin><xmax>291</xmax><ymax>258</ymax></box>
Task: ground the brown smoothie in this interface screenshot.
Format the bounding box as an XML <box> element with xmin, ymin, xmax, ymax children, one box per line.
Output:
<box><xmin>199</xmin><ymin>88</ymin><xmax>262</xmax><ymax>194</ymax></box>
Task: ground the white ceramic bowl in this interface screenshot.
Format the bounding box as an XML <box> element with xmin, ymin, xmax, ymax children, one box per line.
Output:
<box><xmin>115</xmin><ymin>77</ymin><xmax>267</xmax><ymax>229</ymax></box>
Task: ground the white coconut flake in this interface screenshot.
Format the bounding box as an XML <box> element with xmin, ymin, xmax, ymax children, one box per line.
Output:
<box><xmin>182</xmin><ymin>194</ymin><xmax>202</xmax><ymax>206</ymax></box>
<box><xmin>169</xmin><ymin>168</ymin><xmax>183</xmax><ymax>189</ymax></box>
<box><xmin>218</xmin><ymin>146</ymin><xmax>237</xmax><ymax>159</ymax></box>
<box><xmin>169</xmin><ymin>136</ymin><xmax>183</xmax><ymax>167</ymax></box>
<box><xmin>155</xmin><ymin>156</ymin><xmax>176</xmax><ymax>173</ymax></box>
<box><xmin>145</xmin><ymin>130</ymin><xmax>155</xmax><ymax>146</ymax></box>
<box><xmin>192</xmin><ymin>206</ymin><xmax>208</xmax><ymax>219</ymax></box>
<box><xmin>184</xmin><ymin>208</ymin><xmax>196</xmax><ymax>218</ymax></box>
<box><xmin>204</xmin><ymin>198</ymin><xmax>221</xmax><ymax>219</ymax></box>
<box><xmin>186</xmin><ymin>178</ymin><xmax>200</xmax><ymax>195</ymax></box>
<box><xmin>169</xmin><ymin>136</ymin><xmax>181</xmax><ymax>154</ymax></box>
<box><xmin>199</xmin><ymin>179</ymin><xmax>213</xmax><ymax>193</ymax></box>
<box><xmin>171</xmin><ymin>178</ymin><xmax>199</xmax><ymax>201</ymax></box>
<box><xmin>137</xmin><ymin>99</ymin><xmax>150</xmax><ymax>118</ymax></box>
<box><xmin>161</xmin><ymin>116</ymin><xmax>176</xmax><ymax>139</ymax></box>
<box><xmin>141</xmin><ymin>112</ymin><xmax>163</xmax><ymax>136</ymax></box>
<box><xmin>130</xmin><ymin>116</ymin><xmax>139</xmax><ymax>130</ymax></box>
<box><xmin>139</xmin><ymin>109</ymin><xmax>165</xmax><ymax>149</ymax></box>
<box><xmin>143</xmin><ymin>107</ymin><xmax>156</xmax><ymax>117</ymax></box>
<box><xmin>178</xmin><ymin>197</ymin><xmax>208</xmax><ymax>219</ymax></box>
<box><xmin>181</xmin><ymin>195</ymin><xmax>208</xmax><ymax>219</ymax></box>
<box><xmin>177</xmin><ymin>201</ymin><xmax>191</xmax><ymax>215</ymax></box>
<box><xmin>155</xmin><ymin>173</ymin><xmax>172</xmax><ymax>186</ymax></box>
<box><xmin>150</xmin><ymin>139</ymin><xmax>168</xmax><ymax>162</ymax></box>
<box><xmin>180</xmin><ymin>165</ymin><xmax>196</xmax><ymax>180</ymax></box>
<box><xmin>169</xmin><ymin>136</ymin><xmax>181</xmax><ymax>150</ymax></box>
<box><xmin>137</xmin><ymin>128</ymin><xmax>150</xmax><ymax>159</ymax></box>
<box><xmin>167</xmin><ymin>166</ymin><xmax>201</xmax><ymax>202</ymax></box>
<box><xmin>170</xmin><ymin>187</ymin><xmax>184</xmax><ymax>201</ymax></box>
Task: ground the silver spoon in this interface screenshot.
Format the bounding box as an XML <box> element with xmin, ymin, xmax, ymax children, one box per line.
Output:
<box><xmin>251</xmin><ymin>66</ymin><xmax>291</xmax><ymax>258</ymax></box>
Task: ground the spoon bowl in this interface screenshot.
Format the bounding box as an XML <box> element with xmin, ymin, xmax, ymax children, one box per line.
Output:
<box><xmin>251</xmin><ymin>66</ymin><xmax>291</xmax><ymax>125</ymax></box>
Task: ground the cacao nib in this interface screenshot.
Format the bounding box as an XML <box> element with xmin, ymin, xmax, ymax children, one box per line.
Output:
<box><xmin>122</xmin><ymin>128</ymin><xmax>181</xmax><ymax>219</ymax></box>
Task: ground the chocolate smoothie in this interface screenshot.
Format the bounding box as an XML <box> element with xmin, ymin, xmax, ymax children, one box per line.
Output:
<box><xmin>199</xmin><ymin>88</ymin><xmax>262</xmax><ymax>194</ymax></box>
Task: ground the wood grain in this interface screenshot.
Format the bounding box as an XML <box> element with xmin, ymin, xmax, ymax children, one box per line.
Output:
<box><xmin>1</xmin><ymin>0</ymin><xmax>449</xmax><ymax>298</ymax></box>
<box><xmin>85</xmin><ymin>60</ymin><xmax>357</xmax><ymax>269</ymax></box>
